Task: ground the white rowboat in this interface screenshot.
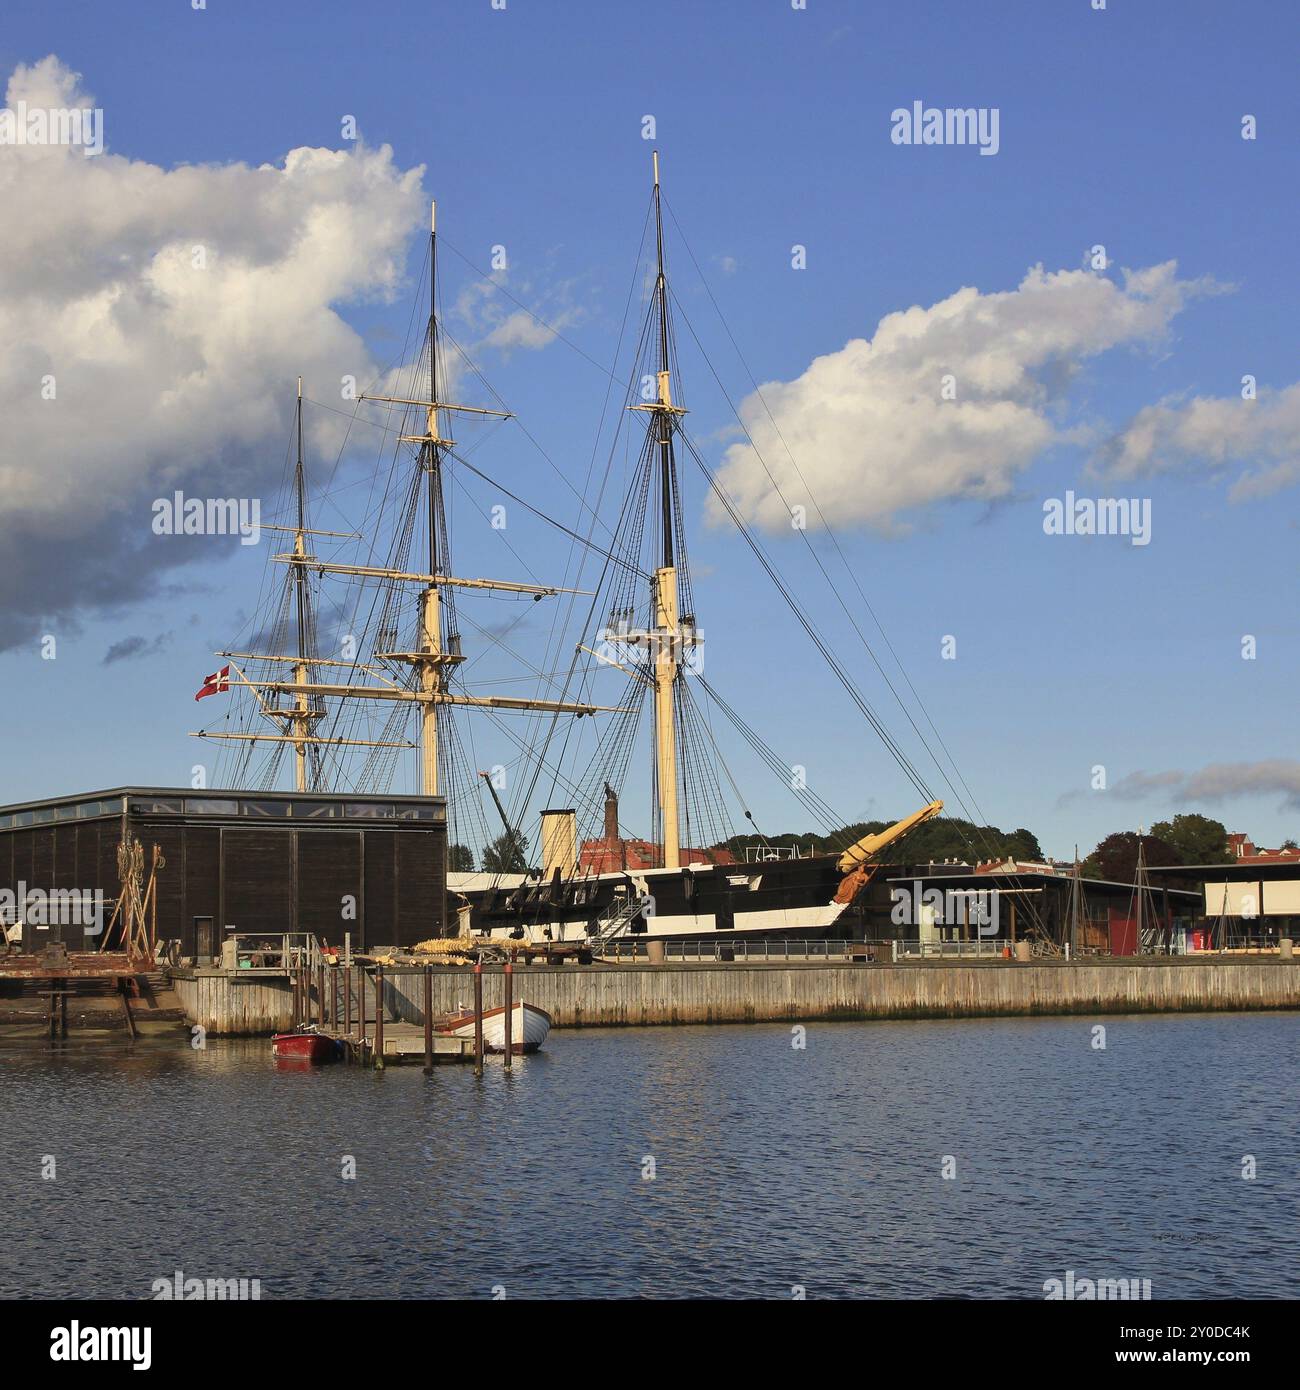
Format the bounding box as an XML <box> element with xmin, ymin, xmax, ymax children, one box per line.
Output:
<box><xmin>437</xmin><ymin>1001</ymin><xmax>551</xmax><ymax>1054</ymax></box>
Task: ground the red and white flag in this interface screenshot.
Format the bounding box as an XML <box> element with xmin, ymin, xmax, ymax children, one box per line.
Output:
<box><xmin>194</xmin><ymin>665</ymin><xmax>231</xmax><ymax>701</ymax></box>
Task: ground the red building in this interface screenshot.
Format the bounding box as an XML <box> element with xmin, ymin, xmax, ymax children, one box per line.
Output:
<box><xmin>1227</xmin><ymin>832</ymin><xmax>1300</xmax><ymax>865</ymax></box>
<box><xmin>578</xmin><ymin>785</ymin><xmax>734</xmax><ymax>873</ymax></box>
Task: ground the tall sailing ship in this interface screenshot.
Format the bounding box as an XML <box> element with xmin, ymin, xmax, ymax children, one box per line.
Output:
<box><xmin>193</xmin><ymin>154</ymin><xmax>945</xmax><ymax>948</ymax></box>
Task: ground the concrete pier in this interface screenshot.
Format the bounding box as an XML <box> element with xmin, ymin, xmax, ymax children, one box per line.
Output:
<box><xmin>172</xmin><ymin>957</ymin><xmax>1300</xmax><ymax>1036</ymax></box>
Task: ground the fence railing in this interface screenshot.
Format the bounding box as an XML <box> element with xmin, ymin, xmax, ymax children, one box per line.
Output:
<box><xmin>598</xmin><ymin>937</ymin><xmax>875</xmax><ymax>963</ymax></box>
<box><xmin>902</xmin><ymin>938</ymin><xmax>1017</xmax><ymax>959</ymax></box>
<box><xmin>222</xmin><ymin>931</ymin><xmax>332</xmax><ymax>973</ymax></box>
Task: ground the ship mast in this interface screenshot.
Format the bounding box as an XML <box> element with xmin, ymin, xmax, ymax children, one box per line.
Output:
<box><xmin>290</xmin><ymin>377</ymin><xmax>314</xmax><ymax>791</ymax></box>
<box><xmin>195</xmin><ymin>199</ymin><xmax>621</xmax><ymax>800</ymax></box>
<box><xmin>416</xmin><ymin>200</ymin><xmax>446</xmax><ymax>797</ymax></box>
<box><xmin>638</xmin><ymin>151</ymin><xmax>690</xmax><ymax>868</ymax></box>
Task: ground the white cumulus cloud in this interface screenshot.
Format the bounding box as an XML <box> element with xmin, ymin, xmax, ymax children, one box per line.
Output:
<box><xmin>708</xmin><ymin>261</ymin><xmax>1218</xmax><ymax>533</ymax></box>
<box><xmin>1094</xmin><ymin>382</ymin><xmax>1300</xmax><ymax>500</ymax></box>
<box><xmin>0</xmin><ymin>55</ymin><xmax>426</xmax><ymax>650</ymax></box>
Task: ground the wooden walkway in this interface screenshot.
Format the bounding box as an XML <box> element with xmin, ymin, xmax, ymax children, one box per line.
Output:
<box><xmin>322</xmin><ymin>1023</ymin><xmax>475</xmax><ymax>1066</ymax></box>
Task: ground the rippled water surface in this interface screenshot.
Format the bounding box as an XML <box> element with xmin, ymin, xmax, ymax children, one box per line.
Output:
<box><xmin>2</xmin><ymin>1012</ymin><xmax>1296</xmax><ymax>1299</ymax></box>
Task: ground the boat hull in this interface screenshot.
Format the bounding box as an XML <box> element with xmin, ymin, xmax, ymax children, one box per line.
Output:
<box><xmin>437</xmin><ymin>1001</ymin><xmax>551</xmax><ymax>1054</ymax></box>
<box><xmin>272</xmin><ymin>1031</ymin><xmax>341</xmax><ymax>1063</ymax></box>
<box><xmin>454</xmin><ymin>854</ymin><xmax>852</xmax><ymax>947</ymax></box>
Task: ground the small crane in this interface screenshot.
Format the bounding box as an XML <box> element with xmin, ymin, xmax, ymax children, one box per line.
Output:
<box><xmin>833</xmin><ymin>800</ymin><xmax>944</xmax><ymax>903</ymax></box>
<box><xmin>478</xmin><ymin>771</ymin><xmax>528</xmax><ymax>873</ymax></box>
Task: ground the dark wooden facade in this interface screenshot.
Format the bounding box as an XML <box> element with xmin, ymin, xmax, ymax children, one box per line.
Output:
<box><xmin>0</xmin><ymin>787</ymin><xmax>447</xmax><ymax>955</ymax></box>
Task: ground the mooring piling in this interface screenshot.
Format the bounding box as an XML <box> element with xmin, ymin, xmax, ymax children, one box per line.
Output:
<box><xmin>374</xmin><ymin>966</ymin><xmax>385</xmax><ymax>1069</ymax></box>
<box><xmin>503</xmin><ymin>961</ymin><xmax>513</xmax><ymax>1069</ymax></box>
<box><xmin>473</xmin><ymin>962</ymin><xmax>484</xmax><ymax>1075</ymax></box>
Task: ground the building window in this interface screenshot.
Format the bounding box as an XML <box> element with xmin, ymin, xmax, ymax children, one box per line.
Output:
<box><xmin>185</xmin><ymin>798</ymin><xmax>240</xmax><ymax>816</ymax></box>
<box><xmin>345</xmin><ymin>802</ymin><xmax>394</xmax><ymax>819</ymax></box>
<box><xmin>242</xmin><ymin>800</ymin><xmax>293</xmax><ymax>818</ymax></box>
<box><xmin>130</xmin><ymin>799</ymin><xmax>184</xmax><ymax>815</ymax></box>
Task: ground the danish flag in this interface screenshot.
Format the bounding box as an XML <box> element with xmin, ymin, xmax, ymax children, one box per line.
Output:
<box><xmin>194</xmin><ymin>665</ymin><xmax>231</xmax><ymax>701</ymax></box>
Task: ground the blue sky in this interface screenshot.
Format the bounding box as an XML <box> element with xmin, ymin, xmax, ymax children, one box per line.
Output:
<box><xmin>2</xmin><ymin>0</ymin><xmax>1297</xmax><ymax>859</ymax></box>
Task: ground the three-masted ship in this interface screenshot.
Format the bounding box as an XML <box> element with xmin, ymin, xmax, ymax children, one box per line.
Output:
<box><xmin>193</xmin><ymin>154</ymin><xmax>941</xmax><ymax>948</ymax></box>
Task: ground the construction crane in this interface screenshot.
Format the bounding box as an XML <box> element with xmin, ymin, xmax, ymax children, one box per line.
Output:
<box><xmin>478</xmin><ymin>770</ymin><xmax>528</xmax><ymax>872</ymax></box>
<box><xmin>833</xmin><ymin>799</ymin><xmax>944</xmax><ymax>904</ymax></box>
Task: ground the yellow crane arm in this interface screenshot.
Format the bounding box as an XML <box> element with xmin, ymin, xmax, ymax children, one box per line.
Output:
<box><xmin>836</xmin><ymin>799</ymin><xmax>944</xmax><ymax>873</ymax></box>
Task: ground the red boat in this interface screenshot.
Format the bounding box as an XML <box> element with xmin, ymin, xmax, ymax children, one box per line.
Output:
<box><xmin>272</xmin><ymin>1030</ymin><xmax>342</xmax><ymax>1063</ymax></box>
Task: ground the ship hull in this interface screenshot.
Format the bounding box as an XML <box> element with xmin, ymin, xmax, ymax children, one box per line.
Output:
<box><xmin>455</xmin><ymin>854</ymin><xmax>853</xmax><ymax>947</ymax></box>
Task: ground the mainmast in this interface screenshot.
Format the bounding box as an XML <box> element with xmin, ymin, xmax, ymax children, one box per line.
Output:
<box><xmin>195</xmin><ymin>198</ymin><xmax>622</xmax><ymax>803</ymax></box>
<box><xmin>633</xmin><ymin>151</ymin><xmax>691</xmax><ymax>869</ymax></box>
<box><xmin>417</xmin><ymin>200</ymin><xmax>445</xmax><ymax>797</ymax></box>
<box><xmin>290</xmin><ymin>377</ymin><xmax>315</xmax><ymax>791</ymax></box>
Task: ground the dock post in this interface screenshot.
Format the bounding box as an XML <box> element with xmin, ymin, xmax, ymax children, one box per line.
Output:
<box><xmin>473</xmin><ymin>962</ymin><xmax>484</xmax><ymax>1075</ymax></box>
<box><xmin>373</xmin><ymin>967</ymin><xmax>384</xmax><ymax>1070</ymax></box>
<box><xmin>317</xmin><ymin>961</ymin><xmax>326</xmax><ymax>1026</ymax></box>
<box><xmin>344</xmin><ymin>966</ymin><xmax>352</xmax><ymax>1036</ymax></box>
<box><xmin>292</xmin><ymin>966</ymin><xmax>300</xmax><ymax>1027</ymax></box>
<box><xmin>423</xmin><ymin>966</ymin><xmax>433</xmax><ymax>1073</ymax></box>
<box><xmin>503</xmin><ymin>961</ymin><xmax>513</xmax><ymax>1069</ymax></box>
<box><xmin>357</xmin><ymin>968</ymin><xmax>366</xmax><ymax>1058</ymax></box>
<box><xmin>118</xmin><ymin>979</ymin><xmax>137</xmax><ymax>1039</ymax></box>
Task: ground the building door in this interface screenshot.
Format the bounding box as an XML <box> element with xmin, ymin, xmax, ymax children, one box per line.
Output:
<box><xmin>194</xmin><ymin>916</ymin><xmax>214</xmax><ymax>964</ymax></box>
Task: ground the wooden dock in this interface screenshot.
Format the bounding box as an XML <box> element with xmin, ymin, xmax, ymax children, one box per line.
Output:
<box><xmin>327</xmin><ymin>1023</ymin><xmax>475</xmax><ymax>1066</ymax></box>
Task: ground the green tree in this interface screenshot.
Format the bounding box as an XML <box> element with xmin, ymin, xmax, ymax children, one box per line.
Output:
<box><xmin>1090</xmin><ymin>831</ymin><xmax>1181</xmax><ymax>883</ymax></box>
<box><xmin>1006</xmin><ymin>828</ymin><xmax>1044</xmax><ymax>861</ymax></box>
<box><xmin>482</xmin><ymin>829</ymin><xmax>528</xmax><ymax>874</ymax></box>
<box><xmin>1149</xmin><ymin>813</ymin><xmax>1228</xmax><ymax>866</ymax></box>
<box><xmin>448</xmin><ymin>843</ymin><xmax>475</xmax><ymax>873</ymax></box>
<box><xmin>721</xmin><ymin>815</ymin><xmax>1046</xmax><ymax>867</ymax></box>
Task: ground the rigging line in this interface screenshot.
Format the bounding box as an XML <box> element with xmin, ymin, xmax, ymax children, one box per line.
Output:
<box><xmin>664</xmin><ymin>207</ymin><xmax>993</xmax><ymax>834</ymax></box>
<box><xmin>443</xmin><ymin>445</ymin><xmax>648</xmax><ymax>581</ymax></box>
<box><xmin>504</xmin><ymin>344</ymin><xmax>659</xmax><ymax>831</ymax></box>
<box><xmin>676</xmin><ymin>401</ymin><xmax>1021</xmax><ymax>882</ymax></box>
<box><xmin>455</xmin><ymin>609</ymin><xmax>576</xmax><ymax>702</ymax></box>
<box><xmin>669</xmin><ymin>299</ymin><xmax>967</xmax><ymax>811</ymax></box>
<box><xmin>681</xmin><ymin>430</ymin><xmax>933</xmax><ymax>802</ymax></box>
<box><xmin>312</xmin><ymin>235</ymin><xmax>433</xmax><ymax>525</ymax></box>
<box><xmin>444</xmin><ymin>458</ymin><xmax>544</xmax><ymax>586</ymax></box>
<box><xmin>695</xmin><ymin>675</ymin><xmax>848</xmax><ymax>840</ymax></box>
<box><xmin>506</xmin><ymin>201</ymin><xmax>655</xmax><ymax>785</ymax></box>
<box><xmin>435</xmin><ymin>231</ymin><xmax>631</xmax><ymax>387</ymax></box>
<box><xmin>318</xmin><ymin>379</ymin><xmax>633</xmax><ymax>563</ymax></box>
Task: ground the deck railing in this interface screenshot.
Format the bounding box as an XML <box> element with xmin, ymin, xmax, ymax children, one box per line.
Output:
<box><xmin>598</xmin><ymin>937</ymin><xmax>874</xmax><ymax>963</ymax></box>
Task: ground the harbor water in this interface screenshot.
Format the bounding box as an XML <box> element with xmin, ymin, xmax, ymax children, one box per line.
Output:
<box><xmin>2</xmin><ymin>1012</ymin><xmax>1296</xmax><ymax>1300</ymax></box>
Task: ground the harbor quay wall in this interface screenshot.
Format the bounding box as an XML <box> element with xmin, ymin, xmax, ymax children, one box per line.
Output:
<box><xmin>386</xmin><ymin>958</ymin><xmax>1300</xmax><ymax>1030</ymax></box>
<box><xmin>171</xmin><ymin>959</ymin><xmax>1300</xmax><ymax>1035</ymax></box>
<box><xmin>171</xmin><ymin>972</ymin><xmax>295</xmax><ymax>1035</ymax></box>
